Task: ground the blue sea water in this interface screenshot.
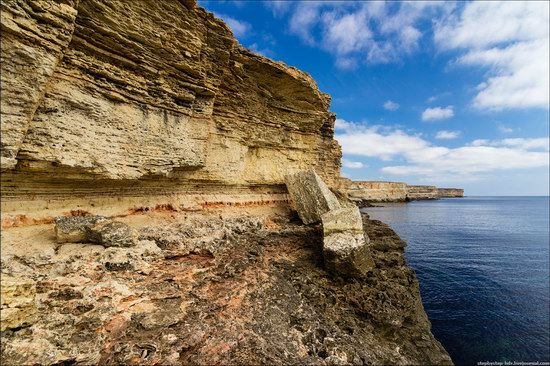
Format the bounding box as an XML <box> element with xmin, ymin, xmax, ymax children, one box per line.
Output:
<box><xmin>363</xmin><ymin>197</ymin><xmax>550</xmax><ymax>366</ymax></box>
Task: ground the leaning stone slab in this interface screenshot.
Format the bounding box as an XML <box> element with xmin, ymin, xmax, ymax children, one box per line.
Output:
<box><xmin>321</xmin><ymin>207</ymin><xmax>374</xmax><ymax>278</ymax></box>
<box><xmin>285</xmin><ymin>170</ymin><xmax>341</xmax><ymax>224</ymax></box>
<box><xmin>54</xmin><ymin>216</ymin><xmax>136</xmax><ymax>247</ymax></box>
<box><xmin>1</xmin><ymin>276</ymin><xmax>37</xmax><ymax>331</ymax></box>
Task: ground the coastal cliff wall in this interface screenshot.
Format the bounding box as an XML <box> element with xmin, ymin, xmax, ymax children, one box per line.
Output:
<box><xmin>339</xmin><ymin>179</ymin><xmax>464</xmax><ymax>203</ymax></box>
<box><xmin>0</xmin><ymin>2</ymin><xmax>452</xmax><ymax>364</ymax></box>
<box><xmin>1</xmin><ymin>0</ymin><xmax>340</xmax><ymax>224</ymax></box>
<box><xmin>438</xmin><ymin>188</ymin><xmax>465</xmax><ymax>198</ymax></box>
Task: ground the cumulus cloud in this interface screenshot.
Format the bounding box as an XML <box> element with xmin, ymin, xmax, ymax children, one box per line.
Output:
<box><xmin>283</xmin><ymin>2</ymin><xmax>451</xmax><ymax>68</ymax></box>
<box><xmin>342</xmin><ymin>158</ymin><xmax>365</xmax><ymax>169</ymax></box>
<box><xmin>434</xmin><ymin>1</ymin><xmax>549</xmax><ymax>110</ymax></box>
<box><xmin>214</xmin><ymin>13</ymin><xmax>251</xmax><ymax>38</ymax></box>
<box><xmin>421</xmin><ymin>106</ymin><xmax>454</xmax><ymax>121</ymax></box>
<box><xmin>383</xmin><ymin>100</ymin><xmax>399</xmax><ymax>111</ymax></box>
<box><xmin>435</xmin><ymin>130</ymin><xmax>461</xmax><ymax>140</ymax></box>
<box><xmin>334</xmin><ymin>119</ymin><xmax>549</xmax><ymax>181</ymax></box>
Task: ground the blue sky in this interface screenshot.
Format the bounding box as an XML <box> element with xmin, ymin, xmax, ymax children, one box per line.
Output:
<box><xmin>199</xmin><ymin>1</ymin><xmax>549</xmax><ymax>195</ymax></box>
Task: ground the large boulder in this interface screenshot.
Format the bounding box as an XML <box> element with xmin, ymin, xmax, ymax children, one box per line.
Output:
<box><xmin>321</xmin><ymin>208</ymin><xmax>374</xmax><ymax>277</ymax></box>
<box><xmin>0</xmin><ymin>276</ymin><xmax>37</xmax><ymax>331</ymax></box>
<box><xmin>54</xmin><ymin>216</ymin><xmax>136</xmax><ymax>247</ymax></box>
<box><xmin>285</xmin><ymin>170</ymin><xmax>341</xmax><ymax>224</ymax></box>
<box><xmin>54</xmin><ymin>216</ymin><xmax>109</xmax><ymax>243</ymax></box>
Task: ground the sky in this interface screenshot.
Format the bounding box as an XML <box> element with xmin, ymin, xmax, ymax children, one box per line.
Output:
<box><xmin>199</xmin><ymin>0</ymin><xmax>550</xmax><ymax>196</ymax></box>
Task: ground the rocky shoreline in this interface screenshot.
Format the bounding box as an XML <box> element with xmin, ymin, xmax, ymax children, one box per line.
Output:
<box><xmin>1</xmin><ymin>209</ymin><xmax>451</xmax><ymax>365</ymax></box>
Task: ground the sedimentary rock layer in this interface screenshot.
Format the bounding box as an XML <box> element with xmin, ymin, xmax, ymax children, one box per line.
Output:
<box><xmin>0</xmin><ymin>0</ymin><xmax>341</xmax><ymax>222</ymax></box>
<box><xmin>340</xmin><ymin>179</ymin><xmax>464</xmax><ymax>203</ymax></box>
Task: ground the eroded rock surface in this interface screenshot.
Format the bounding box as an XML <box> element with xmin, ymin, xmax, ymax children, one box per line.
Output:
<box><xmin>54</xmin><ymin>216</ymin><xmax>136</xmax><ymax>247</ymax></box>
<box><xmin>0</xmin><ymin>213</ymin><xmax>452</xmax><ymax>365</ymax></box>
<box><xmin>0</xmin><ymin>276</ymin><xmax>37</xmax><ymax>331</ymax></box>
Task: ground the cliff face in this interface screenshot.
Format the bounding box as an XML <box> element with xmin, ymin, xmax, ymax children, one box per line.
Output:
<box><xmin>1</xmin><ymin>0</ymin><xmax>340</xmax><ymax>224</ymax></box>
<box><xmin>340</xmin><ymin>180</ymin><xmax>464</xmax><ymax>203</ymax></box>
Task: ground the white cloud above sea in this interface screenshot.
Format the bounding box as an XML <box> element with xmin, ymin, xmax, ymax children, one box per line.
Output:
<box><xmin>434</xmin><ymin>1</ymin><xmax>550</xmax><ymax>110</ymax></box>
<box><xmin>422</xmin><ymin>106</ymin><xmax>454</xmax><ymax>121</ymax></box>
<box><xmin>334</xmin><ymin>119</ymin><xmax>549</xmax><ymax>181</ymax></box>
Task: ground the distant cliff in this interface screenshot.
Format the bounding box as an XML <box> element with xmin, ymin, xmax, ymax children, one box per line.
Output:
<box><xmin>340</xmin><ymin>179</ymin><xmax>464</xmax><ymax>203</ymax></box>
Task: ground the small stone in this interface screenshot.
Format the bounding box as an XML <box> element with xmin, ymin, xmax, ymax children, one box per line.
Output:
<box><xmin>285</xmin><ymin>170</ymin><xmax>341</xmax><ymax>225</ymax></box>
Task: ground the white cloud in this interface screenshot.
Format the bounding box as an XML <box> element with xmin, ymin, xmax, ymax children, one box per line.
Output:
<box><xmin>264</xmin><ymin>0</ymin><xmax>292</xmax><ymax>16</ymax></box>
<box><xmin>435</xmin><ymin>130</ymin><xmax>461</xmax><ymax>140</ymax></box>
<box><xmin>421</xmin><ymin>106</ymin><xmax>454</xmax><ymax>121</ymax></box>
<box><xmin>335</xmin><ymin>119</ymin><xmax>549</xmax><ymax>181</ymax></box>
<box><xmin>214</xmin><ymin>13</ymin><xmax>251</xmax><ymax>38</ymax></box>
<box><xmin>434</xmin><ymin>1</ymin><xmax>549</xmax><ymax>110</ymax></box>
<box><xmin>342</xmin><ymin>158</ymin><xmax>365</xmax><ymax>169</ymax></box>
<box><xmin>427</xmin><ymin>96</ymin><xmax>438</xmax><ymax>103</ymax></box>
<box><xmin>247</xmin><ymin>43</ymin><xmax>274</xmax><ymax>57</ymax></box>
<box><xmin>285</xmin><ymin>2</ymin><xmax>451</xmax><ymax>68</ymax></box>
<box><xmin>383</xmin><ymin>100</ymin><xmax>399</xmax><ymax>111</ymax></box>
<box><xmin>497</xmin><ymin>123</ymin><xmax>514</xmax><ymax>134</ymax></box>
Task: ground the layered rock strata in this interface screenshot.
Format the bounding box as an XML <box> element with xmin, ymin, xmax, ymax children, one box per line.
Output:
<box><xmin>339</xmin><ymin>179</ymin><xmax>464</xmax><ymax>204</ymax></box>
<box><xmin>1</xmin><ymin>0</ymin><xmax>341</xmax><ymax>225</ymax></box>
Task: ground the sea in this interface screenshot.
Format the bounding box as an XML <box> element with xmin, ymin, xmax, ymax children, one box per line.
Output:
<box><xmin>363</xmin><ymin>196</ymin><xmax>550</xmax><ymax>366</ymax></box>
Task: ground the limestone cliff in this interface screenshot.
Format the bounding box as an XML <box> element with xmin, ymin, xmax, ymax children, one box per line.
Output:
<box><xmin>1</xmin><ymin>0</ymin><xmax>340</xmax><ymax>225</ymax></box>
<box><xmin>339</xmin><ymin>179</ymin><xmax>464</xmax><ymax>203</ymax></box>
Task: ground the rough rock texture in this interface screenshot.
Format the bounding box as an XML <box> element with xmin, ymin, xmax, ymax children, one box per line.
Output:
<box><xmin>1</xmin><ymin>0</ymin><xmax>341</xmax><ymax>225</ymax></box>
<box><xmin>286</xmin><ymin>170</ymin><xmax>341</xmax><ymax>224</ymax></box>
<box><xmin>0</xmin><ymin>276</ymin><xmax>37</xmax><ymax>331</ymax></box>
<box><xmin>54</xmin><ymin>215</ymin><xmax>109</xmax><ymax>243</ymax></box>
<box><xmin>0</xmin><ymin>212</ymin><xmax>452</xmax><ymax>365</ymax></box>
<box><xmin>321</xmin><ymin>207</ymin><xmax>374</xmax><ymax>278</ymax></box>
<box><xmin>54</xmin><ymin>216</ymin><xmax>136</xmax><ymax>247</ymax></box>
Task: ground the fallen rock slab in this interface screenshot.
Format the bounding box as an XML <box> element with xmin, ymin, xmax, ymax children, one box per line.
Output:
<box><xmin>54</xmin><ymin>216</ymin><xmax>136</xmax><ymax>247</ymax></box>
<box><xmin>285</xmin><ymin>170</ymin><xmax>341</xmax><ymax>224</ymax></box>
<box><xmin>321</xmin><ymin>207</ymin><xmax>374</xmax><ymax>278</ymax></box>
